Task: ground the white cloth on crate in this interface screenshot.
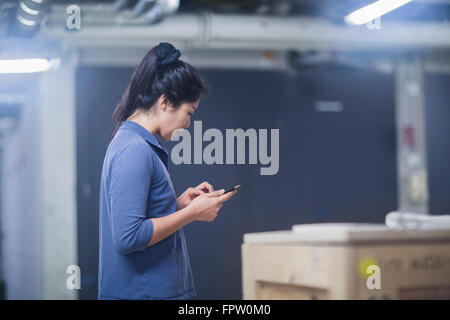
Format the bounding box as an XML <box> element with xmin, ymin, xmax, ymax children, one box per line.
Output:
<box><xmin>385</xmin><ymin>211</ymin><xmax>450</xmax><ymax>229</ymax></box>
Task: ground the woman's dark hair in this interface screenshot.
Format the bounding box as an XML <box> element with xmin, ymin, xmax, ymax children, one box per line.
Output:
<box><xmin>108</xmin><ymin>42</ymin><xmax>208</xmax><ymax>143</ymax></box>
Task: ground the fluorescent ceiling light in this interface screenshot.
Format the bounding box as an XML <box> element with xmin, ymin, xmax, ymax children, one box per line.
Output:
<box><xmin>0</xmin><ymin>58</ymin><xmax>60</xmax><ymax>74</ymax></box>
<box><xmin>345</xmin><ymin>0</ymin><xmax>414</xmax><ymax>25</ymax></box>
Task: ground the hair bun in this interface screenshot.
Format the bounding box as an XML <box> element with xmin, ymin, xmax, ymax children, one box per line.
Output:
<box><xmin>156</xmin><ymin>42</ymin><xmax>181</xmax><ymax>65</ymax></box>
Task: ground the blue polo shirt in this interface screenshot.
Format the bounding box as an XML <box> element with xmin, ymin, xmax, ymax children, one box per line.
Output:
<box><xmin>98</xmin><ymin>120</ymin><xmax>196</xmax><ymax>300</ymax></box>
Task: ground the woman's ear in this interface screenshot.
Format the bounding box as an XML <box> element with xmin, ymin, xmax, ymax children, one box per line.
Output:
<box><xmin>159</xmin><ymin>94</ymin><xmax>171</xmax><ymax>112</ymax></box>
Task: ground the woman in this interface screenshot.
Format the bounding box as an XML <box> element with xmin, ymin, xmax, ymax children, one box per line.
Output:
<box><xmin>98</xmin><ymin>42</ymin><xmax>237</xmax><ymax>300</ymax></box>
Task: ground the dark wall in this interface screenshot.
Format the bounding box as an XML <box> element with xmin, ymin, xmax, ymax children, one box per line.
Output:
<box><xmin>76</xmin><ymin>65</ymin><xmax>403</xmax><ymax>299</ymax></box>
<box><xmin>425</xmin><ymin>74</ymin><xmax>450</xmax><ymax>215</ymax></box>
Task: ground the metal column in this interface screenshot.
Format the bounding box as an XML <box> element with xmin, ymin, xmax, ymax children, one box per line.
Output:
<box><xmin>395</xmin><ymin>57</ymin><xmax>429</xmax><ymax>214</ymax></box>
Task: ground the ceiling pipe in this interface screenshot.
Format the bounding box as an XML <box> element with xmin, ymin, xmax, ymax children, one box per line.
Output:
<box><xmin>39</xmin><ymin>5</ymin><xmax>450</xmax><ymax>52</ymax></box>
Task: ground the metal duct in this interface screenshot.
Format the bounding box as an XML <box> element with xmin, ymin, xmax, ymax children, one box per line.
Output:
<box><xmin>113</xmin><ymin>0</ymin><xmax>135</xmax><ymax>12</ymax></box>
<box><xmin>13</xmin><ymin>0</ymin><xmax>51</xmax><ymax>36</ymax></box>
<box><xmin>144</xmin><ymin>0</ymin><xmax>180</xmax><ymax>24</ymax></box>
<box><xmin>125</xmin><ymin>0</ymin><xmax>179</xmax><ymax>24</ymax></box>
<box><xmin>133</xmin><ymin>0</ymin><xmax>156</xmax><ymax>16</ymax></box>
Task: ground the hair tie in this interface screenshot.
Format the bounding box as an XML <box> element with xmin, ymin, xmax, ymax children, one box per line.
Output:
<box><xmin>156</xmin><ymin>42</ymin><xmax>181</xmax><ymax>65</ymax></box>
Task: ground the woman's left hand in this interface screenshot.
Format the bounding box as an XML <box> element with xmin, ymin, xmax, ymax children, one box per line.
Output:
<box><xmin>177</xmin><ymin>181</ymin><xmax>214</xmax><ymax>209</ymax></box>
<box><xmin>194</xmin><ymin>181</ymin><xmax>214</xmax><ymax>194</ymax></box>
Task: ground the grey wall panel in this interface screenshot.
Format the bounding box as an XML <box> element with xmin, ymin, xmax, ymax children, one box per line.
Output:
<box><xmin>0</xmin><ymin>76</ymin><xmax>42</xmax><ymax>299</ymax></box>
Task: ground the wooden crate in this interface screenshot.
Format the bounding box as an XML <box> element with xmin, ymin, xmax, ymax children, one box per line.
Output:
<box><xmin>242</xmin><ymin>224</ymin><xmax>450</xmax><ymax>300</ymax></box>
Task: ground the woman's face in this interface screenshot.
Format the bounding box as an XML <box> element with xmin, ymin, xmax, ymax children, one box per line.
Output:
<box><xmin>159</xmin><ymin>99</ymin><xmax>199</xmax><ymax>141</ymax></box>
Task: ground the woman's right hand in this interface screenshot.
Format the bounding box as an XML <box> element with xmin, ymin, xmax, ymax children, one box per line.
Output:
<box><xmin>187</xmin><ymin>189</ymin><xmax>237</xmax><ymax>222</ymax></box>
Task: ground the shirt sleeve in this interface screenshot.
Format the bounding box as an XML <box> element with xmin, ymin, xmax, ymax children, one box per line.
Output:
<box><xmin>109</xmin><ymin>142</ymin><xmax>155</xmax><ymax>255</ymax></box>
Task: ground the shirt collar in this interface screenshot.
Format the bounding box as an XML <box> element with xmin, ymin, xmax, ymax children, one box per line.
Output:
<box><xmin>120</xmin><ymin>120</ymin><xmax>167</xmax><ymax>154</ymax></box>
